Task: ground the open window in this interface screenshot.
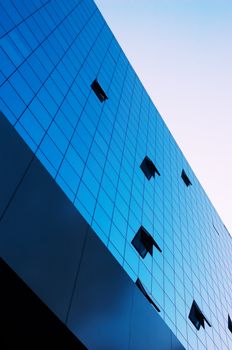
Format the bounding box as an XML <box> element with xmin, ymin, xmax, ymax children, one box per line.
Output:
<box><xmin>181</xmin><ymin>169</ymin><xmax>192</xmax><ymax>187</ymax></box>
<box><xmin>140</xmin><ymin>156</ymin><xmax>160</xmax><ymax>180</ymax></box>
<box><xmin>212</xmin><ymin>222</ymin><xmax>220</xmax><ymax>235</ymax></box>
<box><xmin>136</xmin><ymin>278</ymin><xmax>160</xmax><ymax>312</ymax></box>
<box><xmin>228</xmin><ymin>315</ymin><xmax>232</xmax><ymax>333</ymax></box>
<box><xmin>91</xmin><ymin>79</ymin><xmax>108</xmax><ymax>102</ymax></box>
<box><xmin>188</xmin><ymin>300</ymin><xmax>211</xmax><ymax>330</ymax></box>
<box><xmin>132</xmin><ymin>226</ymin><xmax>161</xmax><ymax>259</ymax></box>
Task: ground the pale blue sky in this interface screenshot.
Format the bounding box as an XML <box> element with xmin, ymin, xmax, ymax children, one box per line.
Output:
<box><xmin>95</xmin><ymin>0</ymin><xmax>232</xmax><ymax>234</ymax></box>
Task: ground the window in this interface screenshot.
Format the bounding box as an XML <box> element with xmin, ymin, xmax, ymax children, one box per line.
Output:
<box><xmin>136</xmin><ymin>278</ymin><xmax>160</xmax><ymax>312</ymax></box>
<box><xmin>131</xmin><ymin>226</ymin><xmax>162</xmax><ymax>259</ymax></box>
<box><xmin>228</xmin><ymin>315</ymin><xmax>232</xmax><ymax>333</ymax></box>
<box><xmin>212</xmin><ymin>222</ymin><xmax>220</xmax><ymax>235</ymax></box>
<box><xmin>181</xmin><ymin>169</ymin><xmax>192</xmax><ymax>187</ymax></box>
<box><xmin>140</xmin><ymin>156</ymin><xmax>160</xmax><ymax>180</ymax></box>
<box><xmin>188</xmin><ymin>300</ymin><xmax>211</xmax><ymax>330</ymax></box>
<box><xmin>91</xmin><ymin>79</ymin><xmax>108</xmax><ymax>102</ymax></box>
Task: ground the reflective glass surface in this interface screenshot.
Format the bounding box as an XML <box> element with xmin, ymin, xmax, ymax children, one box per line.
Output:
<box><xmin>0</xmin><ymin>1</ymin><xmax>231</xmax><ymax>349</ymax></box>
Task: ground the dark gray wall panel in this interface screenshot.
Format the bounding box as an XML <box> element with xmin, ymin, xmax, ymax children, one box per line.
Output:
<box><xmin>0</xmin><ymin>118</ymin><xmax>89</xmax><ymax>322</ymax></box>
<box><xmin>0</xmin><ymin>158</ymin><xmax>89</xmax><ymax>322</ymax></box>
<box><xmin>130</xmin><ymin>288</ymin><xmax>172</xmax><ymax>350</ymax></box>
<box><xmin>0</xmin><ymin>113</ymin><xmax>33</xmax><ymax>218</ymax></box>
<box><xmin>67</xmin><ymin>231</ymin><xmax>133</xmax><ymax>350</ymax></box>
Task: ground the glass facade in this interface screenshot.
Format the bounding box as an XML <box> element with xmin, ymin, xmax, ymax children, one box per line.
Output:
<box><xmin>0</xmin><ymin>1</ymin><xmax>231</xmax><ymax>349</ymax></box>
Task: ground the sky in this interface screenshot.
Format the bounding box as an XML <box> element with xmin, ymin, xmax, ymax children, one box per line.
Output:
<box><xmin>95</xmin><ymin>0</ymin><xmax>232</xmax><ymax>234</ymax></box>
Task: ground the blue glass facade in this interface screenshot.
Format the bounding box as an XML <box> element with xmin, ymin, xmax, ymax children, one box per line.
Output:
<box><xmin>0</xmin><ymin>1</ymin><xmax>231</xmax><ymax>349</ymax></box>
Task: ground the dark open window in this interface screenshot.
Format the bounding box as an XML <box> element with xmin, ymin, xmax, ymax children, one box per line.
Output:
<box><xmin>228</xmin><ymin>315</ymin><xmax>232</xmax><ymax>333</ymax></box>
<box><xmin>140</xmin><ymin>156</ymin><xmax>160</xmax><ymax>180</ymax></box>
<box><xmin>212</xmin><ymin>222</ymin><xmax>220</xmax><ymax>235</ymax></box>
<box><xmin>136</xmin><ymin>278</ymin><xmax>160</xmax><ymax>312</ymax></box>
<box><xmin>132</xmin><ymin>226</ymin><xmax>161</xmax><ymax>259</ymax></box>
<box><xmin>188</xmin><ymin>300</ymin><xmax>211</xmax><ymax>330</ymax></box>
<box><xmin>181</xmin><ymin>169</ymin><xmax>192</xmax><ymax>187</ymax></box>
<box><xmin>91</xmin><ymin>79</ymin><xmax>108</xmax><ymax>102</ymax></box>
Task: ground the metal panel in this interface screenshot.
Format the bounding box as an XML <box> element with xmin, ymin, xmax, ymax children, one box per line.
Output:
<box><xmin>67</xmin><ymin>231</ymin><xmax>133</xmax><ymax>350</ymax></box>
<box><xmin>0</xmin><ymin>117</ymin><xmax>88</xmax><ymax>322</ymax></box>
<box><xmin>130</xmin><ymin>286</ymin><xmax>172</xmax><ymax>350</ymax></box>
<box><xmin>0</xmin><ymin>112</ymin><xmax>33</xmax><ymax>218</ymax></box>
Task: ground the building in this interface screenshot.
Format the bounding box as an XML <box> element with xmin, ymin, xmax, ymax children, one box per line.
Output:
<box><xmin>0</xmin><ymin>0</ymin><xmax>231</xmax><ymax>349</ymax></box>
